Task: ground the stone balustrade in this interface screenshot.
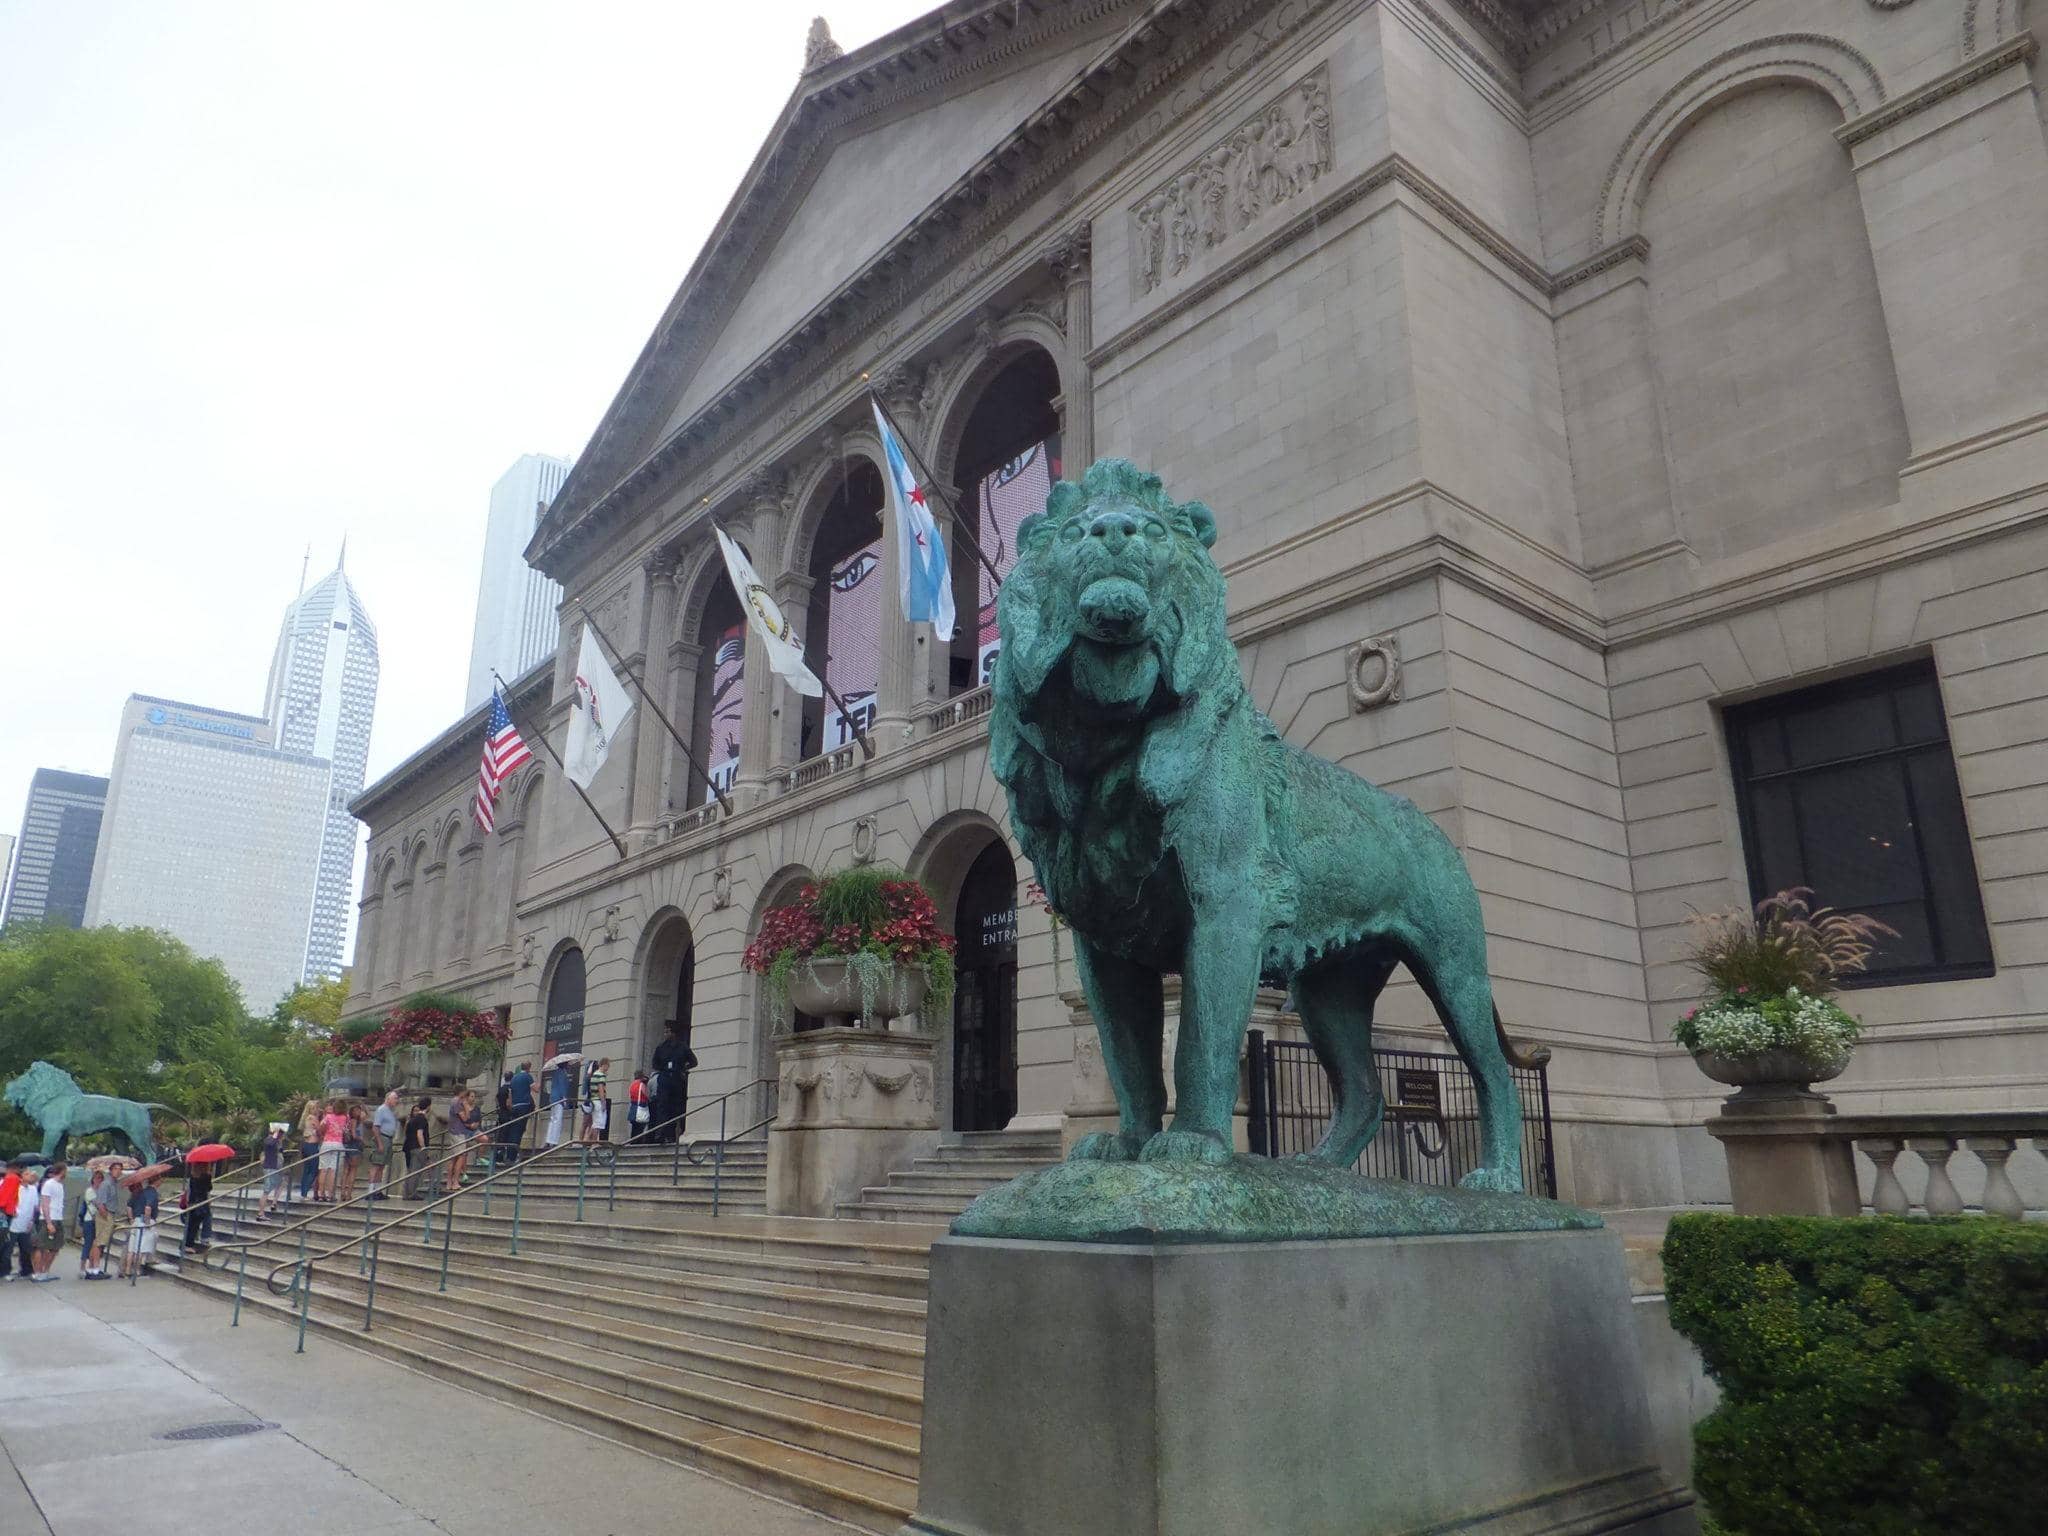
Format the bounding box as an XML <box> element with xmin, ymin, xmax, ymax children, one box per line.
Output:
<box><xmin>922</xmin><ymin>683</ymin><xmax>993</xmax><ymax>736</ymax></box>
<box><xmin>782</xmin><ymin>743</ymin><xmax>859</xmax><ymax>794</ymax></box>
<box><xmin>1708</xmin><ymin>1102</ymin><xmax>2046</xmax><ymax>1219</ymax></box>
<box><xmin>1831</xmin><ymin>1113</ymin><xmax>2047</xmax><ymax>1219</ymax></box>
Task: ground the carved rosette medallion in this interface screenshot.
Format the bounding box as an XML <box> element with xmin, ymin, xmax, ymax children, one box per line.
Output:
<box><xmin>1132</xmin><ymin>65</ymin><xmax>1333</xmax><ymax>296</ymax></box>
<box><xmin>1347</xmin><ymin>635</ymin><xmax>1403</xmax><ymax>712</ymax></box>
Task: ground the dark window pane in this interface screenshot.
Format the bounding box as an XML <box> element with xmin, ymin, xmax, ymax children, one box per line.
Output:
<box><xmin>1747</xmin><ymin>781</ymin><xmax>1804</xmax><ymax>892</ymax></box>
<box><xmin>1905</xmin><ymin>751</ymin><xmax>1994</xmax><ymax>969</ymax></box>
<box><xmin>1783</xmin><ymin>691</ymin><xmax>1896</xmax><ymax>769</ymax></box>
<box><xmin>1791</xmin><ymin>760</ymin><xmax>1923</xmax><ymax>911</ymax></box>
<box><xmin>1849</xmin><ymin>899</ymin><xmax>1937</xmax><ymax>974</ymax></box>
<box><xmin>1742</xmin><ymin>716</ymin><xmax>1788</xmax><ymax>777</ymax></box>
<box><xmin>1894</xmin><ymin>678</ymin><xmax>1946</xmax><ymax>746</ymax></box>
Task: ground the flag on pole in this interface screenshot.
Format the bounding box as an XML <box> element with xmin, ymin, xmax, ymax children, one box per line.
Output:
<box><xmin>565</xmin><ymin>625</ymin><xmax>636</xmax><ymax>788</ymax></box>
<box><xmin>714</xmin><ymin>526</ymin><xmax>824</xmax><ymax>697</ymax></box>
<box><xmin>872</xmin><ymin>396</ymin><xmax>955</xmax><ymax>641</ymax></box>
<box><xmin>472</xmin><ymin>690</ymin><xmax>532</xmax><ymax>833</ymax></box>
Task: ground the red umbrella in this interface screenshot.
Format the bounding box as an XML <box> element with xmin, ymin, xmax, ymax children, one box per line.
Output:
<box><xmin>183</xmin><ymin>1143</ymin><xmax>238</xmax><ymax>1165</ymax></box>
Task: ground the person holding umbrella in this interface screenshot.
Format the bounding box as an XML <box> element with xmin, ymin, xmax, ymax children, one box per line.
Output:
<box><xmin>180</xmin><ymin>1142</ymin><xmax>236</xmax><ymax>1254</ymax></box>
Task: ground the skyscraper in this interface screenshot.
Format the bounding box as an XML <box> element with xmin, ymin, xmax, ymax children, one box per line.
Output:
<box><xmin>1</xmin><ymin>769</ymin><xmax>108</xmax><ymax>931</ymax></box>
<box><xmin>262</xmin><ymin>554</ymin><xmax>379</xmax><ymax>981</ymax></box>
<box><xmin>464</xmin><ymin>453</ymin><xmax>570</xmax><ymax>710</ymax></box>
<box><xmin>86</xmin><ymin>699</ymin><xmax>329</xmax><ymax>1007</ymax></box>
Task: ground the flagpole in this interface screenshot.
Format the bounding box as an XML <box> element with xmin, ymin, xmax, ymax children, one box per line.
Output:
<box><xmin>868</xmin><ymin>389</ymin><xmax>1005</xmax><ymax>589</ymax></box>
<box><xmin>490</xmin><ymin>670</ymin><xmax>629</xmax><ymax>861</ymax></box>
<box><xmin>576</xmin><ymin>610</ymin><xmax>735</xmax><ymax>816</ymax></box>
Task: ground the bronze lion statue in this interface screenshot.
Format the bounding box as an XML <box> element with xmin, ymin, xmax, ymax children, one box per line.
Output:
<box><xmin>989</xmin><ymin>459</ymin><xmax>1526</xmax><ymax>1190</ymax></box>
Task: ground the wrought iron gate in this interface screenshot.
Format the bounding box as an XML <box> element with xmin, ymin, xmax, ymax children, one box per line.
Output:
<box><xmin>1245</xmin><ymin>1031</ymin><xmax>1557</xmax><ymax>1199</ymax></box>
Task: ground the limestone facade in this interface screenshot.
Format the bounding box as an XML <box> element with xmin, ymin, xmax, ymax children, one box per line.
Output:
<box><xmin>346</xmin><ymin>0</ymin><xmax>2048</xmax><ymax>1207</ymax></box>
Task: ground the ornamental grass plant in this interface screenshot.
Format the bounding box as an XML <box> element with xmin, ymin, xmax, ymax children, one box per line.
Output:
<box><xmin>743</xmin><ymin>867</ymin><xmax>957</xmax><ymax>1024</ymax></box>
<box><xmin>1673</xmin><ymin>889</ymin><xmax>1894</xmax><ymax>1068</ymax></box>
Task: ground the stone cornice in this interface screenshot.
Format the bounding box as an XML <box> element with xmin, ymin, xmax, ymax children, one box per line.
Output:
<box><xmin>1835</xmin><ymin>34</ymin><xmax>2037</xmax><ymax>149</ymax></box>
<box><xmin>529</xmin><ymin>0</ymin><xmax>1329</xmax><ymax>584</ymax></box>
<box><xmin>350</xmin><ymin>658</ymin><xmax>553</xmax><ymax>820</ymax></box>
<box><xmin>531</xmin><ymin>0</ymin><xmax>1153</xmax><ymax>577</ymax></box>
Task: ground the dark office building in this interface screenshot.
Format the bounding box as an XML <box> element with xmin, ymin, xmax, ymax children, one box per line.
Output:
<box><xmin>2</xmin><ymin>768</ymin><xmax>108</xmax><ymax>930</ymax></box>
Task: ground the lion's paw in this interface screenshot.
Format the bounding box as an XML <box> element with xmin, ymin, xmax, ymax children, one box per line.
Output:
<box><xmin>1140</xmin><ymin>1128</ymin><xmax>1233</xmax><ymax>1166</ymax></box>
<box><xmin>1458</xmin><ymin>1164</ymin><xmax>1524</xmax><ymax>1194</ymax></box>
<box><xmin>1068</xmin><ymin>1132</ymin><xmax>1142</xmax><ymax>1163</ymax></box>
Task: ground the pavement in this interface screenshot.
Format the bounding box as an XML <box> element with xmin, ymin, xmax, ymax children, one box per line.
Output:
<box><xmin>0</xmin><ymin>1272</ymin><xmax>851</xmax><ymax>1536</ymax></box>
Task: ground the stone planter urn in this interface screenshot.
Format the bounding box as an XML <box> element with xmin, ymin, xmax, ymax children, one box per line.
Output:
<box><xmin>787</xmin><ymin>957</ymin><xmax>930</xmax><ymax>1029</ymax></box>
<box><xmin>767</xmin><ymin>1027</ymin><xmax>939</xmax><ymax>1217</ymax></box>
<box><xmin>1693</xmin><ymin>1047</ymin><xmax>1847</xmax><ymax>1105</ymax></box>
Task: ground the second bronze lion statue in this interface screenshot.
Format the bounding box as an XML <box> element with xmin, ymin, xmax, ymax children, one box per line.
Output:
<box><xmin>990</xmin><ymin>458</ymin><xmax>1525</xmax><ymax>1191</ymax></box>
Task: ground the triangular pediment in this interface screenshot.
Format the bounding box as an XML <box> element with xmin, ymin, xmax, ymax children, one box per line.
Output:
<box><xmin>534</xmin><ymin>0</ymin><xmax>1159</xmax><ymax>571</ymax></box>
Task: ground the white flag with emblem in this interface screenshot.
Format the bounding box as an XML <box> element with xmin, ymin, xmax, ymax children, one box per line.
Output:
<box><xmin>714</xmin><ymin>526</ymin><xmax>824</xmax><ymax>697</ymax></box>
<box><xmin>564</xmin><ymin>625</ymin><xmax>636</xmax><ymax>788</ymax></box>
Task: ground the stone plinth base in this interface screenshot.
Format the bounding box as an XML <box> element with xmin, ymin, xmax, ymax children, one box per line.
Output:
<box><xmin>767</xmin><ymin>1028</ymin><xmax>938</xmax><ymax>1218</ymax></box>
<box><xmin>1705</xmin><ymin>1093</ymin><xmax>1859</xmax><ymax>1217</ymax></box>
<box><xmin>904</xmin><ymin>1230</ymin><xmax>1696</xmax><ymax>1536</ymax></box>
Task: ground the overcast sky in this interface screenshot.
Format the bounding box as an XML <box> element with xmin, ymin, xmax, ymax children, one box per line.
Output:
<box><xmin>0</xmin><ymin>1</ymin><xmax>928</xmax><ymax>900</ymax></box>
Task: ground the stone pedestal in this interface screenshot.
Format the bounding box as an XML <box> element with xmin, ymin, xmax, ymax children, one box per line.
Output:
<box><xmin>1060</xmin><ymin>982</ymin><xmax>1300</xmax><ymax>1156</ymax></box>
<box><xmin>768</xmin><ymin>1028</ymin><xmax>939</xmax><ymax>1217</ymax></box>
<box><xmin>905</xmin><ymin>1229</ymin><xmax>1695</xmax><ymax>1536</ymax></box>
<box><xmin>1704</xmin><ymin>1092</ymin><xmax>1859</xmax><ymax>1217</ymax></box>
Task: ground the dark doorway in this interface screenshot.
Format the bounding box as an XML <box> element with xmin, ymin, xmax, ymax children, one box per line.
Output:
<box><xmin>952</xmin><ymin>841</ymin><xmax>1019</xmax><ymax>1132</ymax></box>
<box><xmin>672</xmin><ymin>942</ymin><xmax>694</xmax><ymax>1051</ymax></box>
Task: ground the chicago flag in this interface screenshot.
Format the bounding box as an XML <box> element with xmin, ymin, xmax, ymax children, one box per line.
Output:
<box><xmin>872</xmin><ymin>397</ymin><xmax>955</xmax><ymax>641</ymax></box>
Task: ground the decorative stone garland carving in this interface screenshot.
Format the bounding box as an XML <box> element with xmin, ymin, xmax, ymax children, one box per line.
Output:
<box><xmin>851</xmin><ymin>814</ymin><xmax>879</xmax><ymax>865</ymax></box>
<box><xmin>711</xmin><ymin>865</ymin><xmax>734</xmax><ymax>909</ymax></box>
<box><xmin>1133</xmin><ymin>66</ymin><xmax>1333</xmax><ymax>295</ymax></box>
<box><xmin>1347</xmin><ymin>635</ymin><xmax>1403</xmax><ymax>712</ymax></box>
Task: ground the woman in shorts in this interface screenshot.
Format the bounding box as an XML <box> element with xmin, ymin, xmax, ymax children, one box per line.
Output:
<box><xmin>340</xmin><ymin>1105</ymin><xmax>366</xmax><ymax>1201</ymax></box>
<box><xmin>445</xmin><ymin>1089</ymin><xmax>480</xmax><ymax>1188</ymax></box>
<box><xmin>315</xmin><ymin>1099</ymin><xmax>350</xmax><ymax>1202</ymax></box>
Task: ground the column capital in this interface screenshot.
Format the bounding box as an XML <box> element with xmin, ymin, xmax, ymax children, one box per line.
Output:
<box><xmin>1045</xmin><ymin>221</ymin><xmax>1092</xmax><ymax>290</ymax></box>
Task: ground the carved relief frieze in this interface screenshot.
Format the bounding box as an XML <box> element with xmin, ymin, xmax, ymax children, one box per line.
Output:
<box><xmin>1132</xmin><ymin>66</ymin><xmax>1332</xmax><ymax>296</ymax></box>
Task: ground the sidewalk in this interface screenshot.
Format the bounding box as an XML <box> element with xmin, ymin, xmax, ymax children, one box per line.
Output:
<box><xmin>0</xmin><ymin>1275</ymin><xmax>850</xmax><ymax>1536</ymax></box>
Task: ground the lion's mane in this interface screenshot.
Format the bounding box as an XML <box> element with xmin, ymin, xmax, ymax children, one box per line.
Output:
<box><xmin>3</xmin><ymin>1060</ymin><xmax>80</xmax><ymax>1118</ymax></box>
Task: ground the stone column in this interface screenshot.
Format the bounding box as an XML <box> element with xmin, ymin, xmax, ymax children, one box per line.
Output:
<box><xmin>628</xmin><ymin>549</ymin><xmax>679</xmax><ymax>843</ymax></box>
<box><xmin>1705</xmin><ymin>1094</ymin><xmax>1860</xmax><ymax>1218</ymax></box>
<box><xmin>730</xmin><ymin>481</ymin><xmax>786</xmax><ymax>805</ymax></box>
<box><xmin>1842</xmin><ymin>42</ymin><xmax>2048</xmax><ymax>476</ymax></box>
<box><xmin>450</xmin><ymin>844</ymin><xmax>483</xmax><ymax>968</ymax></box>
<box><xmin>388</xmin><ymin>878</ymin><xmax>416</xmax><ymax>993</ymax></box>
<box><xmin>771</xmin><ymin>569</ymin><xmax>816</xmax><ymax>776</ymax></box>
<box><xmin>873</xmin><ymin>364</ymin><xmax>932</xmax><ymax>745</ymax></box>
<box><xmin>353</xmin><ymin>893</ymin><xmax>383</xmax><ymax>1004</ymax></box>
<box><xmin>1048</xmin><ymin>223</ymin><xmax>1094</xmax><ymax>476</ymax></box>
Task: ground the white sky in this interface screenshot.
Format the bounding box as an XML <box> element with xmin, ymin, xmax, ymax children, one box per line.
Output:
<box><xmin>0</xmin><ymin>1</ymin><xmax>929</xmax><ymax>903</ymax></box>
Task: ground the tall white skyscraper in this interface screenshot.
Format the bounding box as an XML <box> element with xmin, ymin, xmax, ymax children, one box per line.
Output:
<box><xmin>86</xmin><ymin>698</ymin><xmax>329</xmax><ymax>1009</ymax></box>
<box><xmin>465</xmin><ymin>453</ymin><xmax>570</xmax><ymax>710</ymax></box>
<box><xmin>263</xmin><ymin>554</ymin><xmax>379</xmax><ymax>982</ymax></box>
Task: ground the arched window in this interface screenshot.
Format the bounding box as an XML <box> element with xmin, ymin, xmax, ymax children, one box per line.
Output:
<box><xmin>545</xmin><ymin>945</ymin><xmax>586</xmax><ymax>1060</ymax></box>
<box><xmin>946</xmin><ymin>348</ymin><xmax>1062</xmax><ymax>695</ymax></box>
<box><xmin>691</xmin><ymin>578</ymin><xmax>746</xmax><ymax>806</ymax></box>
<box><xmin>802</xmin><ymin>461</ymin><xmax>885</xmax><ymax>759</ymax></box>
<box><xmin>952</xmin><ymin>840</ymin><xmax>1019</xmax><ymax>1131</ymax></box>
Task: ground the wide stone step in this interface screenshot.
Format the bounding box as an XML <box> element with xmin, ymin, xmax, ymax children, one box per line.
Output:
<box><xmin>840</xmin><ymin>1199</ymin><xmax>978</xmax><ymax>1222</ymax></box>
<box><xmin>902</xmin><ymin>1157</ymin><xmax>1049</xmax><ymax>1180</ymax></box>
<box><xmin>171</xmin><ymin>1265</ymin><xmax>913</xmax><ymax>1532</ymax></box>
<box><xmin>850</xmin><ymin>1188</ymin><xmax>983</xmax><ymax>1211</ymax></box>
<box><xmin>209</xmin><ymin>1207</ymin><xmax>934</xmax><ymax>1297</ymax></box>
<box><xmin>880</xmin><ymin>1172</ymin><xmax>1028</xmax><ymax>1196</ymax></box>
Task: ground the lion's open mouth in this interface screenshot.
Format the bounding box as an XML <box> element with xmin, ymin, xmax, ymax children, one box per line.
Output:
<box><xmin>1077</xmin><ymin>576</ymin><xmax>1151</xmax><ymax>644</ymax></box>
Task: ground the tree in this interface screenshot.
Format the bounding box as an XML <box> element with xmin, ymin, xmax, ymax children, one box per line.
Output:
<box><xmin>274</xmin><ymin>974</ymin><xmax>352</xmax><ymax>1033</ymax></box>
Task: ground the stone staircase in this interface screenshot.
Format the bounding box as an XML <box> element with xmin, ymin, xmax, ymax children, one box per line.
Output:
<box><xmin>445</xmin><ymin>1139</ymin><xmax>769</xmax><ymax>1218</ymax></box>
<box><xmin>162</xmin><ymin>1188</ymin><xmax>944</xmax><ymax>1532</ymax></box>
<box><xmin>837</xmin><ymin>1129</ymin><xmax>1062</xmax><ymax>1222</ymax></box>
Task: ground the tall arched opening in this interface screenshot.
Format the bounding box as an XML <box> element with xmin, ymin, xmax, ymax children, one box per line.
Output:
<box><xmin>689</xmin><ymin>575</ymin><xmax>746</xmax><ymax>807</ymax></box>
<box><xmin>945</xmin><ymin>347</ymin><xmax>1062</xmax><ymax>696</ymax></box>
<box><xmin>801</xmin><ymin>460</ymin><xmax>884</xmax><ymax>759</ymax></box>
<box><xmin>637</xmin><ymin>911</ymin><xmax>695</xmax><ymax>1140</ymax></box>
<box><xmin>543</xmin><ymin>944</ymin><xmax>586</xmax><ymax>1064</ymax></box>
<box><xmin>951</xmin><ymin>841</ymin><xmax>1020</xmax><ymax>1132</ymax></box>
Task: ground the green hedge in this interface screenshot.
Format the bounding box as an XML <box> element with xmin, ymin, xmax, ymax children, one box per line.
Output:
<box><xmin>1664</xmin><ymin>1213</ymin><xmax>2048</xmax><ymax>1536</ymax></box>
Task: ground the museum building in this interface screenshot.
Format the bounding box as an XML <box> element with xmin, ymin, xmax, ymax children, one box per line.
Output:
<box><xmin>343</xmin><ymin>0</ymin><xmax>2048</xmax><ymax>1209</ymax></box>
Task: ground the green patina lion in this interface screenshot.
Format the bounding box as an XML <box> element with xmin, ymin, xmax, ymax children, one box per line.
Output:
<box><xmin>990</xmin><ymin>459</ymin><xmax>1526</xmax><ymax>1191</ymax></box>
<box><xmin>3</xmin><ymin>1061</ymin><xmax>161</xmax><ymax>1164</ymax></box>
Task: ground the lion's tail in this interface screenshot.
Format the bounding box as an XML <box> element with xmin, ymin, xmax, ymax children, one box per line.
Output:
<box><xmin>1494</xmin><ymin>1008</ymin><xmax>1551</xmax><ymax>1071</ymax></box>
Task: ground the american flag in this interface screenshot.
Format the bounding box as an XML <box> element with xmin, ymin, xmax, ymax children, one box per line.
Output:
<box><xmin>473</xmin><ymin>689</ymin><xmax>533</xmax><ymax>833</ymax></box>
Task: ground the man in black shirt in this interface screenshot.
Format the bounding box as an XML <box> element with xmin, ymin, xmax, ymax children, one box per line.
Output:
<box><xmin>402</xmin><ymin>1097</ymin><xmax>433</xmax><ymax>1198</ymax></box>
<box><xmin>649</xmin><ymin>1022</ymin><xmax>698</xmax><ymax>1143</ymax></box>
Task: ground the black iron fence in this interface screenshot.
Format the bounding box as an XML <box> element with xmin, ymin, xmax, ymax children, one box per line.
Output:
<box><xmin>1245</xmin><ymin>1031</ymin><xmax>1557</xmax><ymax>1199</ymax></box>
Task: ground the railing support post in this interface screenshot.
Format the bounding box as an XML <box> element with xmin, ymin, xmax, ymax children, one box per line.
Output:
<box><xmin>295</xmin><ymin>1260</ymin><xmax>314</xmax><ymax>1354</ymax></box>
<box><xmin>608</xmin><ymin>1138</ymin><xmax>619</xmax><ymax>1213</ymax></box>
<box><xmin>510</xmin><ymin>1158</ymin><xmax>524</xmax><ymax>1256</ymax></box>
<box><xmin>358</xmin><ymin>1193</ymin><xmax>374</xmax><ymax>1274</ymax></box>
<box><xmin>576</xmin><ymin>1146</ymin><xmax>588</xmax><ymax>1223</ymax></box>
<box><xmin>713</xmin><ymin>1098</ymin><xmax>726</xmax><ymax>1216</ymax></box>
<box><xmin>363</xmin><ymin>1238</ymin><xmax>379</xmax><ymax>1332</ymax></box>
<box><xmin>439</xmin><ymin>1201</ymin><xmax>455</xmax><ymax>1292</ymax></box>
<box><xmin>232</xmin><ymin>1241</ymin><xmax>248</xmax><ymax>1327</ymax></box>
<box><xmin>1969</xmin><ymin>1137</ymin><xmax>2025</xmax><ymax>1219</ymax></box>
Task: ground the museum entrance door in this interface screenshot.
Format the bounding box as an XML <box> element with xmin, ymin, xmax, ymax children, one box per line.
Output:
<box><xmin>951</xmin><ymin>841</ymin><xmax>1018</xmax><ymax>1132</ymax></box>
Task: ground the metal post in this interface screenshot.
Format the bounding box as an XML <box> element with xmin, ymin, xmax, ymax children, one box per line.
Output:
<box><xmin>363</xmin><ymin>1238</ymin><xmax>379</xmax><ymax>1332</ymax></box>
<box><xmin>510</xmin><ymin>1157</ymin><xmax>524</xmax><ymax>1256</ymax></box>
<box><xmin>358</xmin><ymin>1192</ymin><xmax>373</xmax><ymax>1273</ymax></box>
<box><xmin>421</xmin><ymin>1202</ymin><xmax>433</xmax><ymax>1247</ymax></box>
<box><xmin>232</xmin><ymin>1242</ymin><xmax>248</xmax><ymax>1327</ymax></box>
<box><xmin>235</xmin><ymin>1182</ymin><xmax>248</xmax><ymax>1235</ymax></box>
<box><xmin>295</xmin><ymin>1260</ymin><xmax>313</xmax><ymax>1354</ymax></box>
<box><xmin>576</xmin><ymin>1146</ymin><xmax>588</xmax><ymax>1223</ymax></box>
<box><xmin>439</xmin><ymin>1201</ymin><xmax>455</xmax><ymax>1293</ymax></box>
<box><xmin>712</xmin><ymin>1098</ymin><xmax>726</xmax><ymax>1216</ymax></box>
<box><xmin>671</xmin><ymin>1119</ymin><xmax>681</xmax><ymax>1182</ymax></box>
<box><xmin>607</xmin><ymin>1139</ymin><xmax>619</xmax><ymax>1214</ymax></box>
<box><xmin>1245</xmin><ymin>1029</ymin><xmax>1268</xmax><ymax>1156</ymax></box>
